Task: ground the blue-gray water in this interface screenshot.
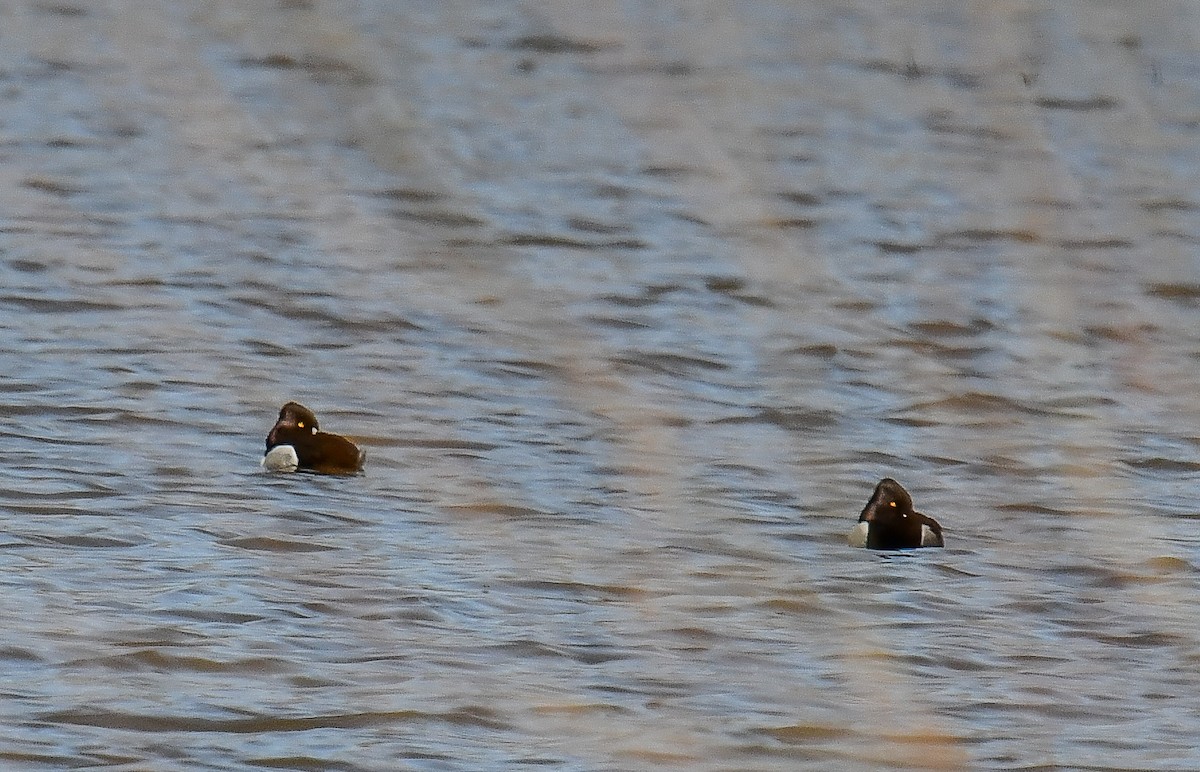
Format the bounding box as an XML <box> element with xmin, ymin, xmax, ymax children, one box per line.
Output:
<box><xmin>2</xmin><ymin>1</ymin><xmax>1200</xmax><ymax>769</ymax></box>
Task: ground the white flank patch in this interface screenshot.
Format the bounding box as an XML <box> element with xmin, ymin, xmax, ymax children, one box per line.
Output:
<box><xmin>847</xmin><ymin>521</ymin><xmax>869</xmax><ymax>548</ymax></box>
<box><xmin>262</xmin><ymin>444</ymin><xmax>299</xmax><ymax>472</ymax></box>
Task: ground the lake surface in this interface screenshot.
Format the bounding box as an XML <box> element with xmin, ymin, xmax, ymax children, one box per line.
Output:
<box><xmin>2</xmin><ymin>1</ymin><xmax>1200</xmax><ymax>769</ymax></box>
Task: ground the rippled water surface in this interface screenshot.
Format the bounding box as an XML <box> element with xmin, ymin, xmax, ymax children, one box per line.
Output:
<box><xmin>3</xmin><ymin>1</ymin><xmax>1200</xmax><ymax>769</ymax></box>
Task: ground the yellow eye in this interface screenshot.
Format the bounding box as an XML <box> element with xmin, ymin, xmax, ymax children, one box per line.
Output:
<box><xmin>889</xmin><ymin>501</ymin><xmax>896</xmax><ymax>507</ymax></box>
<box><xmin>297</xmin><ymin>421</ymin><xmax>305</xmax><ymax>428</ymax></box>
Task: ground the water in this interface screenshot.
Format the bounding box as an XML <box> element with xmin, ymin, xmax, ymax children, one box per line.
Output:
<box><xmin>1</xmin><ymin>1</ymin><xmax>1199</xmax><ymax>769</ymax></box>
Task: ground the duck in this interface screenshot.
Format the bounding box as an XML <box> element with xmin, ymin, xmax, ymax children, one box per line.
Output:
<box><xmin>263</xmin><ymin>401</ymin><xmax>365</xmax><ymax>475</ymax></box>
<box><xmin>847</xmin><ymin>478</ymin><xmax>943</xmax><ymax>549</ymax></box>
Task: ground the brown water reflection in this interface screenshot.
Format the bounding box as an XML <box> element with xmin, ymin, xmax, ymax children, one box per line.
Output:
<box><xmin>1</xmin><ymin>0</ymin><xmax>1199</xmax><ymax>769</ymax></box>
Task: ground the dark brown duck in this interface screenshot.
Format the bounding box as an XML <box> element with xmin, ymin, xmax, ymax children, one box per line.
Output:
<box><xmin>263</xmin><ymin>401</ymin><xmax>365</xmax><ymax>475</ymax></box>
<box><xmin>848</xmin><ymin>478</ymin><xmax>944</xmax><ymax>549</ymax></box>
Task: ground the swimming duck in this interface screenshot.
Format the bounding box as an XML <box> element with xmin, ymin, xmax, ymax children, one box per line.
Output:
<box><xmin>848</xmin><ymin>478</ymin><xmax>943</xmax><ymax>549</ymax></box>
<box><xmin>263</xmin><ymin>401</ymin><xmax>365</xmax><ymax>474</ymax></box>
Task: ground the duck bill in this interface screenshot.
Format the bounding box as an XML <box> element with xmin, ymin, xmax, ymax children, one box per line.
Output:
<box><xmin>859</xmin><ymin>498</ymin><xmax>884</xmax><ymax>523</ymax></box>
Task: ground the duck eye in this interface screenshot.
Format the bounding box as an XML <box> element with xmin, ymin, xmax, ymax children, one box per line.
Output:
<box><xmin>297</xmin><ymin>421</ymin><xmax>305</xmax><ymax>429</ymax></box>
<box><xmin>888</xmin><ymin>501</ymin><xmax>896</xmax><ymax>508</ymax></box>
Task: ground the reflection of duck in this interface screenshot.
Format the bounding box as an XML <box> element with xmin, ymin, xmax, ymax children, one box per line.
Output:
<box><xmin>848</xmin><ymin>478</ymin><xmax>944</xmax><ymax>549</ymax></box>
<box><xmin>263</xmin><ymin>402</ymin><xmax>365</xmax><ymax>475</ymax></box>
